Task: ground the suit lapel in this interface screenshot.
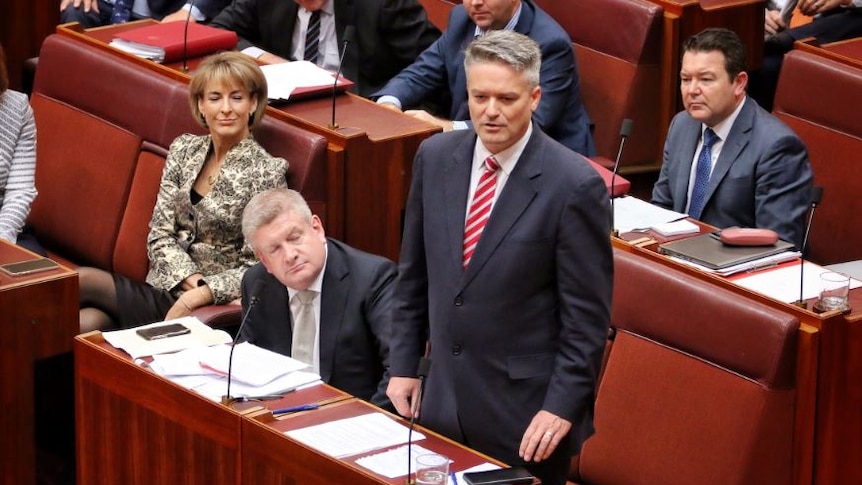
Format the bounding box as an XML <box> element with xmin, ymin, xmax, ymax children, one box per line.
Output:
<box><xmin>318</xmin><ymin>241</ymin><xmax>349</xmax><ymax>383</ymax></box>
<box><xmin>276</xmin><ymin>1</ymin><xmax>300</xmax><ymax>60</ymax></box>
<box><xmin>702</xmin><ymin>99</ymin><xmax>754</xmax><ymax>207</ymax></box>
<box><xmin>461</xmin><ymin>132</ymin><xmax>541</xmax><ymax>287</ymax></box>
<box><xmin>444</xmin><ymin>136</ymin><xmax>476</xmax><ymax>276</ymax></box>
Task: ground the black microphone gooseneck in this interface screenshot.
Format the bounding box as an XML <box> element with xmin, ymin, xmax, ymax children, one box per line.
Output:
<box><xmin>406</xmin><ymin>357</ymin><xmax>432</xmax><ymax>485</ymax></box>
<box><xmin>329</xmin><ymin>25</ymin><xmax>356</xmax><ymax>130</ymax></box>
<box><xmin>222</xmin><ymin>279</ymin><xmax>267</xmax><ymax>405</ymax></box>
<box><xmin>181</xmin><ymin>0</ymin><xmax>197</xmax><ymax>73</ymax></box>
<box><xmin>609</xmin><ymin>119</ymin><xmax>634</xmax><ymax>237</ymax></box>
<box><xmin>794</xmin><ymin>186</ymin><xmax>824</xmax><ymax>309</ymax></box>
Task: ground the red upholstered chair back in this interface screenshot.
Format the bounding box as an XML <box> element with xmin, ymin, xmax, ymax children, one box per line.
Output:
<box><xmin>773</xmin><ymin>49</ymin><xmax>862</xmax><ymax>265</ymax></box>
<box><xmin>574</xmin><ymin>249</ymin><xmax>799</xmax><ymax>485</ymax></box>
<box><xmin>534</xmin><ymin>0</ymin><xmax>664</xmax><ymax>171</ymax></box>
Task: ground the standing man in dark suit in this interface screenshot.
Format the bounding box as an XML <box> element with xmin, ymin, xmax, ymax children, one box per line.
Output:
<box><xmin>209</xmin><ymin>0</ymin><xmax>439</xmax><ymax>97</ymax></box>
<box><xmin>652</xmin><ymin>28</ymin><xmax>813</xmax><ymax>247</ymax></box>
<box><xmin>239</xmin><ymin>188</ymin><xmax>395</xmax><ymax>409</ymax></box>
<box><xmin>374</xmin><ymin>0</ymin><xmax>595</xmax><ymax>156</ymax></box>
<box><xmin>387</xmin><ymin>31</ymin><xmax>612</xmax><ymax>485</ymax></box>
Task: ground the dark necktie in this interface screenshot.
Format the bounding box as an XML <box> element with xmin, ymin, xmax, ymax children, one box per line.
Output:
<box><xmin>463</xmin><ymin>156</ymin><xmax>500</xmax><ymax>270</ymax></box>
<box><xmin>688</xmin><ymin>128</ymin><xmax>718</xmax><ymax>219</ymax></box>
<box><xmin>111</xmin><ymin>0</ymin><xmax>132</xmax><ymax>24</ymax></box>
<box><xmin>304</xmin><ymin>10</ymin><xmax>321</xmax><ymax>64</ymax></box>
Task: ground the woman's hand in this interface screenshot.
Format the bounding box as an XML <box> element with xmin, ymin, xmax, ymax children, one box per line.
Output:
<box><xmin>164</xmin><ymin>283</ymin><xmax>213</xmax><ymax>320</ymax></box>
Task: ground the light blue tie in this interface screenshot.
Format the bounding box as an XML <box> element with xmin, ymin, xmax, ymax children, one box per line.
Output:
<box><xmin>689</xmin><ymin>128</ymin><xmax>718</xmax><ymax>219</ymax></box>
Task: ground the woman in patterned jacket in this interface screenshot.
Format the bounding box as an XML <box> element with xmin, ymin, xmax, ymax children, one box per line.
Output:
<box><xmin>0</xmin><ymin>43</ymin><xmax>40</xmax><ymax>255</ymax></box>
<box><xmin>78</xmin><ymin>51</ymin><xmax>288</xmax><ymax>332</ymax></box>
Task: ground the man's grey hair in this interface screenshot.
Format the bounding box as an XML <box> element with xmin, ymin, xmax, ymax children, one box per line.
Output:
<box><xmin>464</xmin><ymin>30</ymin><xmax>542</xmax><ymax>89</ymax></box>
<box><xmin>242</xmin><ymin>188</ymin><xmax>313</xmax><ymax>247</ymax></box>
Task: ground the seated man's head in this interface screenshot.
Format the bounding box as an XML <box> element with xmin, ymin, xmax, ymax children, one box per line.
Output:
<box><xmin>680</xmin><ymin>28</ymin><xmax>748</xmax><ymax>128</ymax></box>
<box><xmin>464</xmin><ymin>30</ymin><xmax>541</xmax><ymax>154</ymax></box>
<box><xmin>243</xmin><ymin>188</ymin><xmax>327</xmax><ymax>291</ymax></box>
<box><xmin>464</xmin><ymin>0</ymin><xmax>521</xmax><ymax>31</ymax></box>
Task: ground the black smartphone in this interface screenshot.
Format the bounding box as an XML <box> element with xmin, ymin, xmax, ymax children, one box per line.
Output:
<box><xmin>463</xmin><ymin>467</ymin><xmax>535</xmax><ymax>485</ymax></box>
<box><xmin>0</xmin><ymin>258</ymin><xmax>60</xmax><ymax>277</ymax></box>
<box><xmin>135</xmin><ymin>323</ymin><xmax>191</xmax><ymax>341</ymax></box>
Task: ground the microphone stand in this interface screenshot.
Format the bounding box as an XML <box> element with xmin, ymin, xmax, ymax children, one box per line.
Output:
<box><xmin>609</xmin><ymin>119</ymin><xmax>633</xmax><ymax>237</ymax></box>
<box><xmin>406</xmin><ymin>357</ymin><xmax>432</xmax><ymax>485</ymax></box>
<box><xmin>794</xmin><ymin>186</ymin><xmax>824</xmax><ymax>309</ymax></box>
<box><xmin>222</xmin><ymin>280</ymin><xmax>266</xmax><ymax>405</ymax></box>
<box><xmin>329</xmin><ymin>26</ymin><xmax>355</xmax><ymax>130</ymax></box>
<box><xmin>181</xmin><ymin>0</ymin><xmax>197</xmax><ymax>73</ymax></box>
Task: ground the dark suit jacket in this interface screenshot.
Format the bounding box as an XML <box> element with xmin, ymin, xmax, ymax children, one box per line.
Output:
<box><xmin>147</xmin><ymin>0</ymin><xmax>228</xmax><ymax>19</ymax></box>
<box><xmin>373</xmin><ymin>0</ymin><xmax>595</xmax><ymax>156</ymax></box>
<box><xmin>210</xmin><ymin>0</ymin><xmax>439</xmax><ymax>96</ymax></box>
<box><xmin>651</xmin><ymin>97</ymin><xmax>813</xmax><ymax>247</ymax></box>
<box><xmin>390</xmin><ymin>127</ymin><xmax>612</xmax><ymax>465</ymax></box>
<box><xmin>239</xmin><ymin>238</ymin><xmax>396</xmax><ymax>409</ymax></box>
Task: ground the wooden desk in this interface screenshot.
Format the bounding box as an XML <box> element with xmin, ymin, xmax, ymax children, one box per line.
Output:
<box><xmin>614</xmin><ymin>231</ymin><xmax>862</xmax><ymax>485</ymax></box>
<box><xmin>0</xmin><ymin>241</ymin><xmax>77</xmax><ymax>485</ymax></box>
<box><xmin>645</xmin><ymin>0</ymin><xmax>765</xmax><ymax>151</ymax></box>
<box><xmin>56</xmin><ymin>22</ymin><xmax>441</xmax><ymax>262</ymax></box>
<box><xmin>76</xmin><ymin>332</ymin><xmax>506</xmax><ymax>484</ymax></box>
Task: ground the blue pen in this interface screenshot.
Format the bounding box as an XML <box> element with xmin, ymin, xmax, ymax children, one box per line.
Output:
<box><xmin>450</xmin><ymin>471</ymin><xmax>458</xmax><ymax>485</ymax></box>
<box><xmin>272</xmin><ymin>403</ymin><xmax>319</xmax><ymax>415</ymax></box>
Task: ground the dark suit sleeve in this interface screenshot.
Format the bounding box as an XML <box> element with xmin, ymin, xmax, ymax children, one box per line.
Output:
<box><xmin>753</xmin><ymin>134</ymin><xmax>813</xmax><ymax>247</ymax></box>
<box><xmin>533</xmin><ymin>37</ymin><xmax>581</xmax><ymax>144</ymax></box>
<box><xmin>378</xmin><ymin>0</ymin><xmax>440</xmax><ymax>71</ymax></box>
<box><xmin>651</xmin><ymin>114</ymin><xmax>681</xmax><ymax>210</ymax></box>
<box><xmin>239</xmin><ymin>263</ymin><xmax>267</xmax><ymax>345</ymax></box>
<box><xmin>389</xmin><ymin>147</ymin><xmax>431</xmax><ymax>377</ymax></box>
<box><xmin>194</xmin><ymin>0</ymin><xmax>231</xmax><ymax>21</ymax></box>
<box><xmin>363</xmin><ymin>258</ymin><xmax>399</xmax><ymax>408</ymax></box>
<box><xmin>544</xmin><ymin>167</ymin><xmax>613</xmax><ymax>423</ymax></box>
<box><xmin>209</xmin><ymin>0</ymin><xmax>263</xmax><ymax>51</ymax></box>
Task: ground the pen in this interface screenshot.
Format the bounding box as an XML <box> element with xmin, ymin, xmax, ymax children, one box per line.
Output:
<box><xmin>450</xmin><ymin>471</ymin><xmax>458</xmax><ymax>485</ymax></box>
<box><xmin>235</xmin><ymin>393</ymin><xmax>288</xmax><ymax>402</ymax></box>
<box><xmin>272</xmin><ymin>403</ymin><xmax>319</xmax><ymax>415</ymax></box>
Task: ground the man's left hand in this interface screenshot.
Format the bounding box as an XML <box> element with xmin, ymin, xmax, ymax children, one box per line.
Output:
<box><xmin>518</xmin><ymin>410</ymin><xmax>572</xmax><ymax>462</ymax></box>
<box><xmin>404</xmin><ymin>110</ymin><xmax>454</xmax><ymax>132</ymax></box>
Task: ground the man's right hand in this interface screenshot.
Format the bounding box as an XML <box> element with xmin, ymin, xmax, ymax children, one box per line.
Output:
<box><xmin>60</xmin><ymin>0</ymin><xmax>98</xmax><ymax>13</ymax></box>
<box><xmin>765</xmin><ymin>9</ymin><xmax>787</xmax><ymax>36</ymax></box>
<box><xmin>387</xmin><ymin>376</ymin><xmax>421</xmax><ymax>418</ymax></box>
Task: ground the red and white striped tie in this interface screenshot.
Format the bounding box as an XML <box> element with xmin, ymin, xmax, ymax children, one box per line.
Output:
<box><xmin>463</xmin><ymin>156</ymin><xmax>500</xmax><ymax>270</ymax></box>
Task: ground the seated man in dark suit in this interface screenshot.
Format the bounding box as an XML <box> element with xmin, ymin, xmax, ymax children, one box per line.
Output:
<box><xmin>209</xmin><ymin>0</ymin><xmax>440</xmax><ymax>97</ymax></box>
<box><xmin>652</xmin><ymin>28</ymin><xmax>813</xmax><ymax>247</ymax></box>
<box><xmin>239</xmin><ymin>188</ymin><xmax>395</xmax><ymax>409</ymax></box>
<box><xmin>60</xmin><ymin>0</ymin><xmax>229</xmax><ymax>27</ymax></box>
<box><xmin>373</xmin><ymin>0</ymin><xmax>595</xmax><ymax>156</ymax></box>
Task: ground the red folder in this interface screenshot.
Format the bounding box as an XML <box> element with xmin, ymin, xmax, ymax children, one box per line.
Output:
<box><xmin>112</xmin><ymin>22</ymin><xmax>237</xmax><ymax>64</ymax></box>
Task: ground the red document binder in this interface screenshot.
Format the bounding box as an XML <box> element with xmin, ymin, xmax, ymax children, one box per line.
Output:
<box><xmin>111</xmin><ymin>21</ymin><xmax>237</xmax><ymax>63</ymax></box>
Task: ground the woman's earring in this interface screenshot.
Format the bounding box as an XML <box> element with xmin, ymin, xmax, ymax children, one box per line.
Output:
<box><xmin>200</xmin><ymin>114</ymin><xmax>208</xmax><ymax>127</ymax></box>
<box><xmin>248</xmin><ymin>112</ymin><xmax>255</xmax><ymax>126</ymax></box>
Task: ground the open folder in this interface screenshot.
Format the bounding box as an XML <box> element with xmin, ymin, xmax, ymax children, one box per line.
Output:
<box><xmin>658</xmin><ymin>232</ymin><xmax>794</xmax><ymax>270</ymax></box>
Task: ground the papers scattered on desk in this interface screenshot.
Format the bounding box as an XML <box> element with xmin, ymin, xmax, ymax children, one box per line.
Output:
<box><xmin>147</xmin><ymin>342</ymin><xmax>322</xmax><ymax>401</ymax></box>
<box><xmin>670</xmin><ymin>250</ymin><xmax>801</xmax><ymax>277</ymax></box>
<box><xmin>650</xmin><ymin>219</ymin><xmax>700</xmax><ymax>236</ymax></box>
<box><xmin>732</xmin><ymin>260</ymin><xmax>862</xmax><ymax>303</ymax></box>
<box><xmin>102</xmin><ymin>316</ymin><xmax>232</xmax><ymax>359</ymax></box>
<box><xmin>613</xmin><ymin>196</ymin><xmax>687</xmax><ymax>233</ymax></box>
<box><xmin>261</xmin><ymin>61</ymin><xmax>347</xmax><ymax>102</ymax></box>
<box><xmin>355</xmin><ymin>444</ymin><xmax>441</xmax><ymax>478</ymax></box>
<box><xmin>286</xmin><ymin>412</ymin><xmax>425</xmax><ymax>458</ymax></box>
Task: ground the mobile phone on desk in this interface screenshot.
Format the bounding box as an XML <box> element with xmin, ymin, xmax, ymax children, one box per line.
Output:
<box><xmin>463</xmin><ymin>467</ymin><xmax>534</xmax><ymax>485</ymax></box>
<box><xmin>135</xmin><ymin>323</ymin><xmax>191</xmax><ymax>341</ymax></box>
<box><xmin>0</xmin><ymin>258</ymin><xmax>60</xmax><ymax>276</ymax></box>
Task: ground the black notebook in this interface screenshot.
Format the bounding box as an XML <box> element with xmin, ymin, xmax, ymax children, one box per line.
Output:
<box><xmin>658</xmin><ymin>232</ymin><xmax>794</xmax><ymax>270</ymax></box>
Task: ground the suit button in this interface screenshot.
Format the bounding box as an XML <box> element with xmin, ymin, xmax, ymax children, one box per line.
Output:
<box><xmin>454</xmin><ymin>296</ymin><xmax>463</xmax><ymax>306</ymax></box>
<box><xmin>452</xmin><ymin>345</ymin><xmax>462</xmax><ymax>355</ymax></box>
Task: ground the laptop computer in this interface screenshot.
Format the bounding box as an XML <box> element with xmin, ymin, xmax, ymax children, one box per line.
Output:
<box><xmin>658</xmin><ymin>232</ymin><xmax>795</xmax><ymax>270</ymax></box>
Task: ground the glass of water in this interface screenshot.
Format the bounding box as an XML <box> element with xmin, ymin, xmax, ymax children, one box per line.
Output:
<box><xmin>415</xmin><ymin>453</ymin><xmax>449</xmax><ymax>485</ymax></box>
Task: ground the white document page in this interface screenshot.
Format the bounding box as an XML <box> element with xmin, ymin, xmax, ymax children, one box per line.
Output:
<box><xmin>197</xmin><ymin>342</ymin><xmax>309</xmax><ymax>387</ymax></box>
<box><xmin>102</xmin><ymin>316</ymin><xmax>232</xmax><ymax>359</ymax></box>
<box><xmin>261</xmin><ymin>61</ymin><xmax>346</xmax><ymax>101</ymax></box>
<box><xmin>354</xmin><ymin>444</ymin><xmax>440</xmax><ymax>478</ymax></box>
<box><xmin>732</xmin><ymin>261</ymin><xmax>862</xmax><ymax>303</ymax></box>
<box><xmin>613</xmin><ymin>196</ymin><xmax>688</xmax><ymax>233</ymax></box>
<box><xmin>285</xmin><ymin>412</ymin><xmax>425</xmax><ymax>458</ymax></box>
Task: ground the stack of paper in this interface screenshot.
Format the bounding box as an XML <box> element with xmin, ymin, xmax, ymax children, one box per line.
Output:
<box><xmin>102</xmin><ymin>316</ymin><xmax>232</xmax><ymax>359</ymax></box>
<box><xmin>261</xmin><ymin>61</ymin><xmax>348</xmax><ymax>102</ymax></box>
<box><xmin>285</xmin><ymin>412</ymin><xmax>424</xmax><ymax>458</ymax></box>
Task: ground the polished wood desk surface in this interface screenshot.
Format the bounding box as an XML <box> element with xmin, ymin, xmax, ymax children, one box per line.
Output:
<box><xmin>614</xmin><ymin>223</ymin><xmax>860</xmax><ymax>485</ymax></box>
<box><xmin>76</xmin><ymin>332</ymin><xmax>506</xmax><ymax>484</ymax></box>
<box><xmin>1</xmin><ymin>240</ymin><xmax>77</xmax><ymax>485</ymax></box>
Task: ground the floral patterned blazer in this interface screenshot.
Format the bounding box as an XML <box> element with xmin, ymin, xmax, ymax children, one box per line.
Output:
<box><xmin>146</xmin><ymin>134</ymin><xmax>288</xmax><ymax>303</ymax></box>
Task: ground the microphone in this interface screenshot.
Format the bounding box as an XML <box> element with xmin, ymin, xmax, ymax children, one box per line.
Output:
<box><xmin>181</xmin><ymin>0</ymin><xmax>197</xmax><ymax>73</ymax></box>
<box><xmin>794</xmin><ymin>186</ymin><xmax>824</xmax><ymax>309</ymax></box>
<box><xmin>221</xmin><ymin>278</ymin><xmax>267</xmax><ymax>405</ymax></box>
<box><xmin>406</xmin><ymin>357</ymin><xmax>432</xmax><ymax>485</ymax></box>
<box><xmin>329</xmin><ymin>25</ymin><xmax>356</xmax><ymax>130</ymax></box>
<box><xmin>609</xmin><ymin>119</ymin><xmax>634</xmax><ymax>236</ymax></box>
